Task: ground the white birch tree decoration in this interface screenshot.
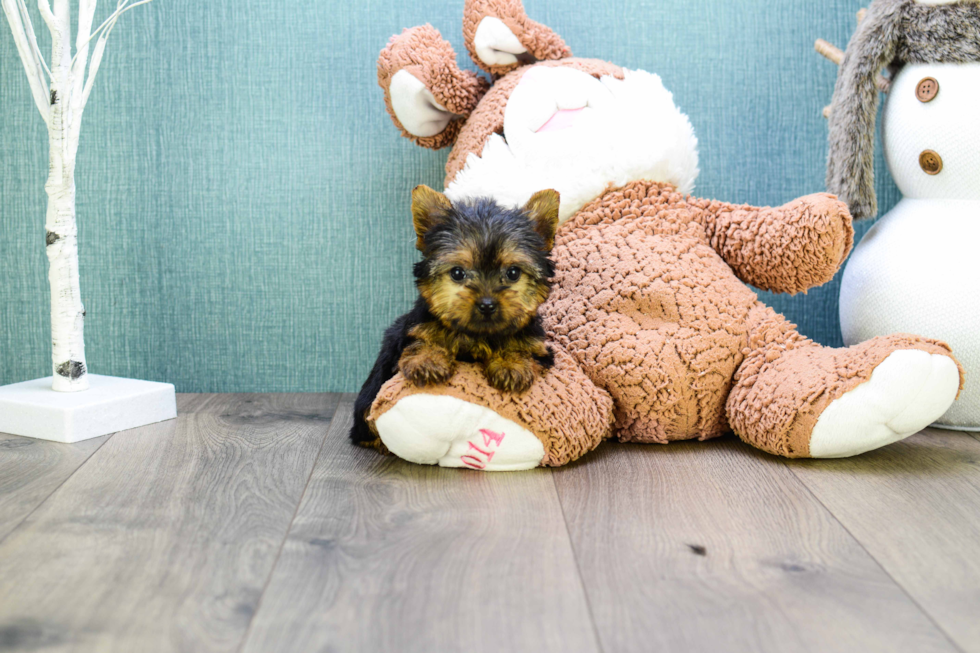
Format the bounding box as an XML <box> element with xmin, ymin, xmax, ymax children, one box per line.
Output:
<box><xmin>0</xmin><ymin>0</ymin><xmax>176</xmax><ymax>442</ymax></box>
<box><xmin>2</xmin><ymin>0</ymin><xmax>153</xmax><ymax>392</ymax></box>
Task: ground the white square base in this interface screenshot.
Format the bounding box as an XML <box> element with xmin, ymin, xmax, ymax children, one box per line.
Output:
<box><xmin>0</xmin><ymin>375</ymin><xmax>177</xmax><ymax>443</ymax></box>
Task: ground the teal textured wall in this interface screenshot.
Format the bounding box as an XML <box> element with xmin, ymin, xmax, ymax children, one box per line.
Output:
<box><xmin>0</xmin><ymin>0</ymin><xmax>899</xmax><ymax>392</ymax></box>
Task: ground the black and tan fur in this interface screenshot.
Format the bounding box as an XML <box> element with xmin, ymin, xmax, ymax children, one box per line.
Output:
<box><xmin>349</xmin><ymin>185</ymin><xmax>560</xmax><ymax>448</ymax></box>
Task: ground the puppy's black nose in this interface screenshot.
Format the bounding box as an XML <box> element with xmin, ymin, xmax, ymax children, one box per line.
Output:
<box><xmin>477</xmin><ymin>298</ymin><xmax>497</xmax><ymax>316</ymax></box>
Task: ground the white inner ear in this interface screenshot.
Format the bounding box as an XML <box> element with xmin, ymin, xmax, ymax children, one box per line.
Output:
<box><xmin>474</xmin><ymin>16</ymin><xmax>528</xmax><ymax>66</ymax></box>
<box><xmin>389</xmin><ymin>69</ymin><xmax>454</xmax><ymax>137</ymax></box>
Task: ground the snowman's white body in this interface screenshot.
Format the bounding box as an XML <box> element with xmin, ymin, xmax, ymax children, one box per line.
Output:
<box><xmin>839</xmin><ymin>63</ymin><xmax>980</xmax><ymax>430</ymax></box>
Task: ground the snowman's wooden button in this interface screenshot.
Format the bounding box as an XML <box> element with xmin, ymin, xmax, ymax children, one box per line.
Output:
<box><xmin>916</xmin><ymin>77</ymin><xmax>939</xmax><ymax>102</ymax></box>
<box><xmin>919</xmin><ymin>149</ymin><xmax>943</xmax><ymax>175</ymax></box>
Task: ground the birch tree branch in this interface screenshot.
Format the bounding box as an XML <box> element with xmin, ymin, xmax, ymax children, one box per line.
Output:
<box><xmin>1</xmin><ymin>0</ymin><xmax>51</xmax><ymax>122</ymax></box>
<box><xmin>17</xmin><ymin>0</ymin><xmax>51</xmax><ymax>77</ymax></box>
<box><xmin>37</xmin><ymin>0</ymin><xmax>54</xmax><ymax>29</ymax></box>
<box><xmin>51</xmin><ymin>0</ymin><xmax>71</xmax><ymax>70</ymax></box>
<box><xmin>71</xmin><ymin>0</ymin><xmax>151</xmax><ymax>68</ymax></box>
<box><xmin>78</xmin><ymin>0</ymin><xmax>154</xmax><ymax>111</ymax></box>
<box><xmin>71</xmin><ymin>0</ymin><xmax>97</xmax><ymax>107</ymax></box>
<box><xmin>79</xmin><ymin>14</ymin><xmax>115</xmax><ymax>109</ymax></box>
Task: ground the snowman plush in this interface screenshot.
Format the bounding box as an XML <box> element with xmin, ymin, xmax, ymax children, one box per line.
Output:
<box><xmin>827</xmin><ymin>0</ymin><xmax>980</xmax><ymax>430</ymax></box>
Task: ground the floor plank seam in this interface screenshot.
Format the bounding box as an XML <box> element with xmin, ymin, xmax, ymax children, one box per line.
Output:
<box><xmin>783</xmin><ymin>461</ymin><xmax>968</xmax><ymax>653</ymax></box>
<box><xmin>234</xmin><ymin>397</ymin><xmax>346</xmax><ymax>653</ymax></box>
<box><xmin>551</xmin><ymin>471</ymin><xmax>607</xmax><ymax>653</ymax></box>
<box><xmin>0</xmin><ymin>431</ymin><xmax>116</xmax><ymax>549</ymax></box>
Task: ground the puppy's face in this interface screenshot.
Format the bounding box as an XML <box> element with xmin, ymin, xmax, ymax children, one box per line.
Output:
<box><xmin>411</xmin><ymin>186</ymin><xmax>559</xmax><ymax>335</ymax></box>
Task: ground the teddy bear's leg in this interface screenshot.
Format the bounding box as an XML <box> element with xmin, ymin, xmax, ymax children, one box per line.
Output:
<box><xmin>727</xmin><ymin>303</ymin><xmax>963</xmax><ymax>458</ymax></box>
<box><xmin>367</xmin><ymin>346</ymin><xmax>614</xmax><ymax>470</ymax></box>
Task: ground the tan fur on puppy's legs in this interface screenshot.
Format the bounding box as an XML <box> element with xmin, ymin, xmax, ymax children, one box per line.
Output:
<box><xmin>399</xmin><ymin>340</ymin><xmax>456</xmax><ymax>387</ymax></box>
<box><xmin>484</xmin><ymin>350</ymin><xmax>539</xmax><ymax>393</ymax></box>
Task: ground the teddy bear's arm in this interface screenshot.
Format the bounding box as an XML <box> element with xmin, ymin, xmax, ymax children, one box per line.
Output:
<box><xmin>463</xmin><ymin>0</ymin><xmax>572</xmax><ymax>77</ymax></box>
<box><xmin>378</xmin><ymin>25</ymin><xmax>491</xmax><ymax>150</ymax></box>
<box><xmin>693</xmin><ymin>193</ymin><xmax>855</xmax><ymax>295</ymax></box>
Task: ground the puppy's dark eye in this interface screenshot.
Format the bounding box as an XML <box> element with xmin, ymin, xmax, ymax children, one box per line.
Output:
<box><xmin>506</xmin><ymin>266</ymin><xmax>522</xmax><ymax>282</ymax></box>
<box><xmin>450</xmin><ymin>267</ymin><xmax>466</xmax><ymax>282</ymax></box>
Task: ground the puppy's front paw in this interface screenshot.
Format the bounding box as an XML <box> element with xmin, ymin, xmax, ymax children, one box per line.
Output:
<box><xmin>485</xmin><ymin>356</ymin><xmax>537</xmax><ymax>394</ymax></box>
<box><xmin>399</xmin><ymin>343</ymin><xmax>455</xmax><ymax>387</ymax></box>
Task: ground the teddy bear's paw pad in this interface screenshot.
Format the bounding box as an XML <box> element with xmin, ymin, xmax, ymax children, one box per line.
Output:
<box><xmin>809</xmin><ymin>350</ymin><xmax>960</xmax><ymax>458</ymax></box>
<box><xmin>375</xmin><ymin>394</ymin><xmax>545</xmax><ymax>471</ymax></box>
<box><xmin>473</xmin><ymin>17</ymin><xmax>528</xmax><ymax>67</ymax></box>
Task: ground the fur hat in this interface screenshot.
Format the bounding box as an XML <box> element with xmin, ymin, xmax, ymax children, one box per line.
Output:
<box><xmin>827</xmin><ymin>0</ymin><xmax>980</xmax><ymax>219</ymax></box>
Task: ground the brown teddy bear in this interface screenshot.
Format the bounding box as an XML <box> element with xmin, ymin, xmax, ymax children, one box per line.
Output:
<box><xmin>366</xmin><ymin>0</ymin><xmax>964</xmax><ymax>471</ymax></box>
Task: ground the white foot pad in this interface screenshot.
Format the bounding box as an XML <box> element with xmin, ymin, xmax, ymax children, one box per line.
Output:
<box><xmin>374</xmin><ymin>394</ymin><xmax>545</xmax><ymax>471</ymax></box>
<box><xmin>809</xmin><ymin>350</ymin><xmax>960</xmax><ymax>458</ymax></box>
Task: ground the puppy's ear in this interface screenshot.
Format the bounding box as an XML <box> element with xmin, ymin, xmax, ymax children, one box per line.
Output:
<box><xmin>411</xmin><ymin>185</ymin><xmax>453</xmax><ymax>251</ymax></box>
<box><xmin>523</xmin><ymin>189</ymin><xmax>560</xmax><ymax>251</ymax></box>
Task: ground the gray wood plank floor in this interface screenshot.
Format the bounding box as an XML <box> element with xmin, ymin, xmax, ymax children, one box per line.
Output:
<box><xmin>0</xmin><ymin>432</ymin><xmax>108</xmax><ymax>543</ymax></box>
<box><xmin>789</xmin><ymin>428</ymin><xmax>980</xmax><ymax>653</ymax></box>
<box><xmin>0</xmin><ymin>394</ymin><xmax>338</xmax><ymax>653</ymax></box>
<box><xmin>0</xmin><ymin>394</ymin><xmax>977</xmax><ymax>653</ymax></box>
<box><xmin>242</xmin><ymin>398</ymin><xmax>599</xmax><ymax>653</ymax></box>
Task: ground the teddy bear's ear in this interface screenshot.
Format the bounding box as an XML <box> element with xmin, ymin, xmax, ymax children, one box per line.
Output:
<box><xmin>463</xmin><ymin>0</ymin><xmax>572</xmax><ymax>77</ymax></box>
<box><xmin>378</xmin><ymin>25</ymin><xmax>491</xmax><ymax>150</ymax></box>
<box><xmin>827</xmin><ymin>2</ymin><xmax>901</xmax><ymax>220</ymax></box>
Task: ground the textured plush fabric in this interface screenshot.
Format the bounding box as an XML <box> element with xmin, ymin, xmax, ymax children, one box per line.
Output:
<box><xmin>0</xmin><ymin>0</ymin><xmax>901</xmax><ymax>392</ymax></box>
<box><xmin>728</xmin><ymin>306</ymin><xmax>962</xmax><ymax>456</ymax></box>
<box><xmin>877</xmin><ymin>63</ymin><xmax>980</xmax><ymax>201</ymax></box>
<box><xmin>378</xmin><ymin>25</ymin><xmax>490</xmax><ymax>149</ymax></box>
<box><xmin>827</xmin><ymin>0</ymin><xmax>980</xmax><ymax>219</ymax></box>
<box><xmin>840</xmin><ymin>196</ymin><xmax>980</xmax><ymax>429</ymax></box>
<box><xmin>692</xmin><ymin>193</ymin><xmax>854</xmax><ymax>294</ymax></box>
<box><xmin>368</xmin><ymin>0</ymin><xmax>965</xmax><ymax>459</ymax></box>
<box><xmin>829</xmin><ymin>1</ymin><xmax>980</xmax><ymax>429</ymax></box>
<box><xmin>545</xmin><ymin>181</ymin><xmax>853</xmax><ymax>444</ymax></box>
<box><xmin>370</xmin><ymin>180</ymin><xmax>961</xmax><ymax>462</ymax></box>
<box><xmin>462</xmin><ymin>0</ymin><xmax>572</xmax><ymax>77</ymax></box>
<box><xmin>443</xmin><ymin>58</ymin><xmax>624</xmax><ymax>187</ymax></box>
<box><xmin>370</xmin><ymin>344</ymin><xmax>614</xmax><ymax>466</ymax></box>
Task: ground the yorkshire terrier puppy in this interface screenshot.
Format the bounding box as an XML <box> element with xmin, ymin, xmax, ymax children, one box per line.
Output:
<box><xmin>349</xmin><ymin>185</ymin><xmax>560</xmax><ymax>448</ymax></box>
